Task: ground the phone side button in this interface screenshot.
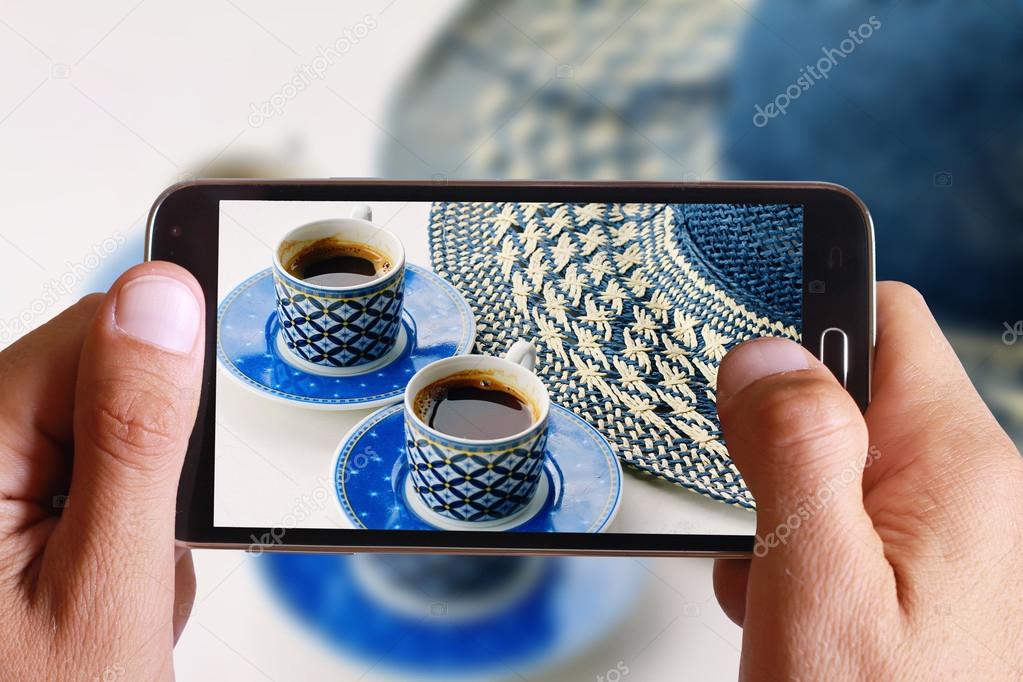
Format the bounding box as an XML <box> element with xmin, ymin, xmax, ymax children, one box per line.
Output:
<box><xmin>819</xmin><ymin>327</ymin><xmax>849</xmax><ymax>388</ymax></box>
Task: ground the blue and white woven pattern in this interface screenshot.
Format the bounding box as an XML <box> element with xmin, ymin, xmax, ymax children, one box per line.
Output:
<box><xmin>381</xmin><ymin>1</ymin><xmax>744</xmax><ymax>181</ymax></box>
<box><xmin>273</xmin><ymin>269</ymin><xmax>405</xmax><ymax>368</ymax></box>
<box><xmin>405</xmin><ymin>413</ymin><xmax>548</xmax><ymax>522</ymax></box>
<box><xmin>429</xmin><ymin>201</ymin><xmax>802</xmax><ymax>509</ymax></box>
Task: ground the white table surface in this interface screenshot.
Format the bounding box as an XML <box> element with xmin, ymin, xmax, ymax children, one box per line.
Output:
<box><xmin>0</xmin><ymin>1</ymin><xmax>746</xmax><ymax>679</ymax></box>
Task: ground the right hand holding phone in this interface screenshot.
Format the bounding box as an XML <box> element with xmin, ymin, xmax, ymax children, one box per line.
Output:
<box><xmin>713</xmin><ymin>281</ymin><xmax>1023</xmax><ymax>679</ymax></box>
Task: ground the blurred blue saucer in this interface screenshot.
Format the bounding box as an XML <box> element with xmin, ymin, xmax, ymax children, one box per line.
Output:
<box><xmin>332</xmin><ymin>403</ymin><xmax>623</xmax><ymax>532</ymax></box>
<box><xmin>259</xmin><ymin>553</ymin><xmax>645</xmax><ymax>678</ymax></box>
<box><xmin>216</xmin><ymin>265</ymin><xmax>475</xmax><ymax>410</ymax></box>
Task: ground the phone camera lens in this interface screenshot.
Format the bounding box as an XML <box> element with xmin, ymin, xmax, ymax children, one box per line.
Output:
<box><xmin>170</xmin><ymin>225</ymin><xmax>183</xmax><ymax>238</ymax></box>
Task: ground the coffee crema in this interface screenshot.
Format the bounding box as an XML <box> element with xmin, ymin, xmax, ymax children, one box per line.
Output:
<box><xmin>415</xmin><ymin>372</ymin><xmax>535</xmax><ymax>440</ymax></box>
<box><xmin>286</xmin><ymin>238</ymin><xmax>391</xmax><ymax>287</ymax></box>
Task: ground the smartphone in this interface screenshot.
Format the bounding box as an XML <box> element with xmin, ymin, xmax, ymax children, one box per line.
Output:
<box><xmin>148</xmin><ymin>180</ymin><xmax>873</xmax><ymax>557</ymax></box>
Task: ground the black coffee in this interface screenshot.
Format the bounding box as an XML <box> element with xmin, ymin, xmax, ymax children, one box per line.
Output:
<box><xmin>416</xmin><ymin>375</ymin><xmax>534</xmax><ymax>440</ymax></box>
<box><xmin>287</xmin><ymin>239</ymin><xmax>390</xmax><ymax>287</ymax></box>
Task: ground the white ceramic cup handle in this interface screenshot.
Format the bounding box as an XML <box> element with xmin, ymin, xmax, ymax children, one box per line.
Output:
<box><xmin>350</xmin><ymin>204</ymin><xmax>372</xmax><ymax>222</ymax></box>
<box><xmin>503</xmin><ymin>340</ymin><xmax>537</xmax><ymax>372</ymax></box>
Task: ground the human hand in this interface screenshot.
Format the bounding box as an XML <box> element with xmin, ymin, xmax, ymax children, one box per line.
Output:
<box><xmin>713</xmin><ymin>282</ymin><xmax>1023</xmax><ymax>679</ymax></box>
<box><xmin>0</xmin><ymin>263</ymin><xmax>204</xmax><ymax>680</ymax></box>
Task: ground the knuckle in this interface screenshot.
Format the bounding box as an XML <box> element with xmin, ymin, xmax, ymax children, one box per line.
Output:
<box><xmin>85</xmin><ymin>368</ymin><xmax>189</xmax><ymax>465</ymax></box>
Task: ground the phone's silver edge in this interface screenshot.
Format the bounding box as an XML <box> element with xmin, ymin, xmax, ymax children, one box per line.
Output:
<box><xmin>825</xmin><ymin>180</ymin><xmax>876</xmax><ymax>403</ymax></box>
<box><xmin>150</xmin><ymin>178</ymin><xmax>875</xmax><ymax>559</ymax></box>
<box><xmin>146</xmin><ymin>178</ymin><xmax>875</xmax><ymax>403</ymax></box>
<box><xmin>177</xmin><ymin>539</ymin><xmax>752</xmax><ymax>559</ymax></box>
<box><xmin>143</xmin><ymin>186</ymin><xmax>162</xmax><ymax>262</ymax></box>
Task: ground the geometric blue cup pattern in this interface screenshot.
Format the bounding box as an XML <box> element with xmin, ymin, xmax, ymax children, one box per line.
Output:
<box><xmin>273</xmin><ymin>268</ymin><xmax>405</xmax><ymax>368</ymax></box>
<box><xmin>405</xmin><ymin>414</ymin><xmax>548</xmax><ymax>522</ymax></box>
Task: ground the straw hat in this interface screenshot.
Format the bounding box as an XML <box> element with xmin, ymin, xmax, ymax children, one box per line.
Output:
<box><xmin>429</xmin><ymin>200</ymin><xmax>802</xmax><ymax>509</ymax></box>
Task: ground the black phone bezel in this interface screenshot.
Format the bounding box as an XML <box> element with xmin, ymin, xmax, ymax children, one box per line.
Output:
<box><xmin>148</xmin><ymin>179</ymin><xmax>874</xmax><ymax>556</ymax></box>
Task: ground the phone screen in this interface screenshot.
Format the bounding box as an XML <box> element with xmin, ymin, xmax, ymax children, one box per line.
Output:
<box><xmin>214</xmin><ymin>199</ymin><xmax>802</xmax><ymax>538</ymax></box>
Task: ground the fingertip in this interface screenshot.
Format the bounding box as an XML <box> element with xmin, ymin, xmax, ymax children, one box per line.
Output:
<box><xmin>876</xmin><ymin>280</ymin><xmax>928</xmax><ymax>317</ymax></box>
<box><xmin>174</xmin><ymin>547</ymin><xmax>196</xmax><ymax>644</ymax></box>
<box><xmin>106</xmin><ymin>263</ymin><xmax>204</xmax><ymax>355</ymax></box>
<box><xmin>75</xmin><ymin>291</ymin><xmax>105</xmax><ymax>308</ymax></box>
<box><xmin>717</xmin><ymin>336</ymin><xmax>814</xmax><ymax>406</ymax></box>
<box><xmin>871</xmin><ymin>278</ymin><xmax>972</xmax><ymax>404</ymax></box>
<box><xmin>49</xmin><ymin>292</ymin><xmax>104</xmax><ymax>332</ymax></box>
<box><xmin>113</xmin><ymin>261</ymin><xmax>203</xmax><ymax>298</ymax></box>
<box><xmin>106</xmin><ymin>262</ymin><xmax>205</xmax><ymax>320</ymax></box>
<box><xmin>713</xmin><ymin>559</ymin><xmax>750</xmax><ymax>627</ymax></box>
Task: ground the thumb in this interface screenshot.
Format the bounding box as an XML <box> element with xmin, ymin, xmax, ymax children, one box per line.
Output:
<box><xmin>53</xmin><ymin>262</ymin><xmax>203</xmax><ymax>603</ymax></box>
<box><xmin>716</xmin><ymin>337</ymin><xmax>879</xmax><ymax>565</ymax></box>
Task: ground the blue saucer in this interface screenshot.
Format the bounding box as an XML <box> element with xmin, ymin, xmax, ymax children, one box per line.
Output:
<box><xmin>217</xmin><ymin>265</ymin><xmax>475</xmax><ymax>410</ymax></box>
<box><xmin>332</xmin><ymin>403</ymin><xmax>623</xmax><ymax>532</ymax></box>
<box><xmin>258</xmin><ymin>553</ymin><xmax>645</xmax><ymax>678</ymax></box>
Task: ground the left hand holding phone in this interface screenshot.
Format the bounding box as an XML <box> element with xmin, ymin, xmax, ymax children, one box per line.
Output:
<box><xmin>0</xmin><ymin>262</ymin><xmax>203</xmax><ymax>681</ymax></box>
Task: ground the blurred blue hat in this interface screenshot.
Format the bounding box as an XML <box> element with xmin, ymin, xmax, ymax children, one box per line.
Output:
<box><xmin>381</xmin><ymin>0</ymin><xmax>1021</xmax><ymax>328</ymax></box>
<box><xmin>723</xmin><ymin>0</ymin><xmax>1023</xmax><ymax>327</ymax></box>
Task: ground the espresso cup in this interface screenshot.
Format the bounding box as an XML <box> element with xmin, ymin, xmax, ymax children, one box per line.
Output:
<box><xmin>272</xmin><ymin>205</ymin><xmax>405</xmax><ymax>370</ymax></box>
<box><xmin>403</xmin><ymin>341</ymin><xmax>550</xmax><ymax>523</ymax></box>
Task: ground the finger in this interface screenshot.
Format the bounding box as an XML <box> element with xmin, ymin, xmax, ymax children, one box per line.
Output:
<box><xmin>861</xmin><ymin>282</ymin><xmax>1023</xmax><ymax>594</ymax></box>
<box><xmin>716</xmin><ymin>337</ymin><xmax>893</xmax><ymax>648</ymax></box>
<box><xmin>43</xmin><ymin>262</ymin><xmax>204</xmax><ymax>620</ymax></box>
<box><xmin>712</xmin><ymin>559</ymin><xmax>750</xmax><ymax>626</ymax></box>
<box><xmin>0</xmin><ymin>294</ymin><xmax>102</xmax><ymax>503</ymax></box>
<box><xmin>716</xmin><ymin>337</ymin><xmax>885</xmax><ymax>574</ymax></box>
<box><xmin>173</xmin><ymin>546</ymin><xmax>195</xmax><ymax>644</ymax></box>
<box><xmin>864</xmin><ymin>281</ymin><xmax>1017</xmax><ymax>489</ymax></box>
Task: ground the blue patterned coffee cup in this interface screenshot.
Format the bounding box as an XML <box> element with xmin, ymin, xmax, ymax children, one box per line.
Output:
<box><xmin>272</xmin><ymin>205</ymin><xmax>405</xmax><ymax>371</ymax></box>
<box><xmin>403</xmin><ymin>341</ymin><xmax>550</xmax><ymax>523</ymax></box>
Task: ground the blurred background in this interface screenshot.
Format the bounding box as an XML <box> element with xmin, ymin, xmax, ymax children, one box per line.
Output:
<box><xmin>1</xmin><ymin>1</ymin><xmax>1020</xmax><ymax>679</ymax></box>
